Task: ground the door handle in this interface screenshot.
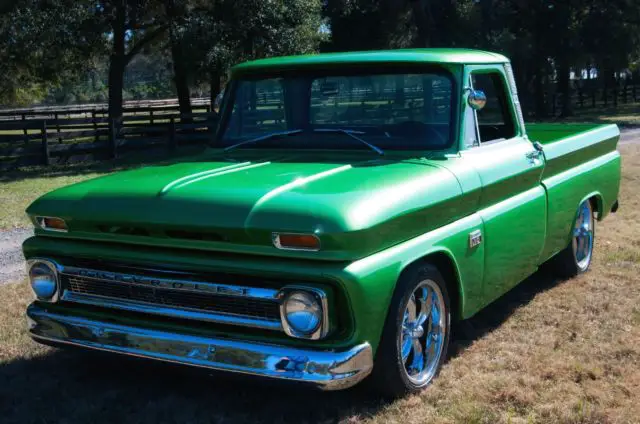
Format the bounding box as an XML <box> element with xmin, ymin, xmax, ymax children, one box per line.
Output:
<box><xmin>526</xmin><ymin>141</ymin><xmax>545</xmax><ymax>161</ymax></box>
<box><xmin>525</xmin><ymin>150</ymin><xmax>543</xmax><ymax>164</ymax></box>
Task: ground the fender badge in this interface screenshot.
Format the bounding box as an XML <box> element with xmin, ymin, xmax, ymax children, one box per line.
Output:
<box><xmin>469</xmin><ymin>230</ymin><xmax>482</xmax><ymax>248</ymax></box>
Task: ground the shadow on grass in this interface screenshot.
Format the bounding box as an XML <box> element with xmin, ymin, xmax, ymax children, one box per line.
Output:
<box><xmin>450</xmin><ymin>264</ymin><xmax>563</xmax><ymax>357</ymax></box>
<box><xmin>0</xmin><ymin>267</ymin><xmax>566</xmax><ymax>424</ymax></box>
<box><xmin>0</xmin><ymin>346</ymin><xmax>389</xmax><ymax>424</ymax></box>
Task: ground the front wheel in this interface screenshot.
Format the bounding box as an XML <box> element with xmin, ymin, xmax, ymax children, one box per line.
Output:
<box><xmin>371</xmin><ymin>264</ymin><xmax>451</xmax><ymax>397</ymax></box>
<box><xmin>552</xmin><ymin>199</ymin><xmax>595</xmax><ymax>277</ymax></box>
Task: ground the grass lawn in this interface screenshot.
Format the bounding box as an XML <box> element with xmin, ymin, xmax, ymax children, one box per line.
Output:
<box><xmin>0</xmin><ymin>143</ymin><xmax>639</xmax><ymax>422</ymax></box>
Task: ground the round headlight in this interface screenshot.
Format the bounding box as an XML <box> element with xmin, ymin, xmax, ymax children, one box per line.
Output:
<box><xmin>283</xmin><ymin>291</ymin><xmax>322</xmax><ymax>335</ymax></box>
<box><xmin>28</xmin><ymin>261</ymin><xmax>58</xmax><ymax>301</ymax></box>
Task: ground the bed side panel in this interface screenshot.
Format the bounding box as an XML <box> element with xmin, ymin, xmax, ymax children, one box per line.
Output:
<box><xmin>539</xmin><ymin>148</ymin><xmax>621</xmax><ymax>263</ymax></box>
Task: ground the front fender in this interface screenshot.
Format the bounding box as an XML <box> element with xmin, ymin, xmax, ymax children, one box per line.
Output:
<box><xmin>340</xmin><ymin>213</ymin><xmax>485</xmax><ymax>354</ymax></box>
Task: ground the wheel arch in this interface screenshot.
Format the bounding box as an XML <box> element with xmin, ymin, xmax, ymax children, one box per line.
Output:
<box><xmin>398</xmin><ymin>249</ymin><xmax>464</xmax><ymax>322</ymax></box>
<box><xmin>580</xmin><ymin>191</ymin><xmax>604</xmax><ymax>221</ymax></box>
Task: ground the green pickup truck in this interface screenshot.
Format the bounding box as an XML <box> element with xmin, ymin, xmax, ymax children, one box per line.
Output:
<box><xmin>23</xmin><ymin>49</ymin><xmax>620</xmax><ymax>396</ymax></box>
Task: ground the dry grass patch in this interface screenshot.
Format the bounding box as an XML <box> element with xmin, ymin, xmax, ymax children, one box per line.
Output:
<box><xmin>1</xmin><ymin>145</ymin><xmax>639</xmax><ymax>424</ymax></box>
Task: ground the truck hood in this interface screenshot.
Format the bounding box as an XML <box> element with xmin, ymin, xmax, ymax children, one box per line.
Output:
<box><xmin>27</xmin><ymin>152</ymin><xmax>467</xmax><ymax>260</ymax></box>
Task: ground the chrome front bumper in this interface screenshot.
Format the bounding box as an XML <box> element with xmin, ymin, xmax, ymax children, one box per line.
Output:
<box><xmin>26</xmin><ymin>303</ymin><xmax>373</xmax><ymax>390</ymax></box>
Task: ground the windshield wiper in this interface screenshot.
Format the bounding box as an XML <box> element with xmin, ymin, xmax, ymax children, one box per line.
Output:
<box><xmin>223</xmin><ymin>129</ymin><xmax>303</xmax><ymax>152</ymax></box>
<box><xmin>313</xmin><ymin>128</ymin><xmax>384</xmax><ymax>155</ymax></box>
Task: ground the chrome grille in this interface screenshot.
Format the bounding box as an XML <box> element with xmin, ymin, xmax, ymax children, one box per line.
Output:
<box><xmin>58</xmin><ymin>267</ymin><xmax>283</xmax><ymax>330</ymax></box>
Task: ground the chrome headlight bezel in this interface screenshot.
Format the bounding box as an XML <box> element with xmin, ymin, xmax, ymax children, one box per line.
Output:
<box><xmin>27</xmin><ymin>259</ymin><xmax>60</xmax><ymax>303</ymax></box>
<box><xmin>278</xmin><ymin>286</ymin><xmax>329</xmax><ymax>340</ymax></box>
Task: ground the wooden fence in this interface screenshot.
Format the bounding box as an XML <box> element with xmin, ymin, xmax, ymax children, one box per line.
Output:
<box><xmin>0</xmin><ymin>106</ymin><xmax>218</xmax><ymax>169</ymax></box>
<box><xmin>0</xmin><ymin>98</ymin><xmax>211</xmax><ymax>121</ymax></box>
<box><xmin>546</xmin><ymin>82</ymin><xmax>639</xmax><ymax>116</ymax></box>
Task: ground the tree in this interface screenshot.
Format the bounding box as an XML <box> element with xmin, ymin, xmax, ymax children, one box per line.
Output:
<box><xmin>0</xmin><ymin>0</ymin><xmax>105</xmax><ymax>106</ymax></box>
<box><xmin>97</xmin><ymin>1</ymin><xmax>168</xmax><ymax>120</ymax></box>
<box><xmin>173</xmin><ymin>0</ymin><xmax>324</xmax><ymax>106</ymax></box>
<box><xmin>323</xmin><ymin>0</ymin><xmax>414</xmax><ymax>51</ymax></box>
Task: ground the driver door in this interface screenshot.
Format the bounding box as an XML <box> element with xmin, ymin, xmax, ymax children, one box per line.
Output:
<box><xmin>461</xmin><ymin>66</ymin><xmax>547</xmax><ymax>305</ymax></box>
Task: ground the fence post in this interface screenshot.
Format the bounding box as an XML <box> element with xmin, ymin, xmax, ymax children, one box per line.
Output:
<box><xmin>41</xmin><ymin>121</ymin><xmax>50</xmax><ymax>166</ymax></box>
<box><xmin>150</xmin><ymin>109</ymin><xmax>154</xmax><ymax>125</ymax></box>
<box><xmin>22</xmin><ymin>113</ymin><xmax>28</xmax><ymax>146</ymax></box>
<box><xmin>579</xmin><ymin>89</ymin><xmax>584</xmax><ymax>108</ymax></box>
<box><xmin>92</xmin><ymin>111</ymin><xmax>99</xmax><ymax>144</ymax></box>
<box><xmin>55</xmin><ymin>112</ymin><xmax>62</xmax><ymax>143</ymax></box>
<box><xmin>168</xmin><ymin>117</ymin><xmax>176</xmax><ymax>151</ymax></box>
<box><xmin>109</xmin><ymin>119</ymin><xmax>118</xmax><ymax>159</ymax></box>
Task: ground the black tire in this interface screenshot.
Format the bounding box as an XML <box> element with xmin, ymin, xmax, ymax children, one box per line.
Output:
<box><xmin>551</xmin><ymin>200</ymin><xmax>596</xmax><ymax>278</ymax></box>
<box><xmin>370</xmin><ymin>263</ymin><xmax>451</xmax><ymax>398</ymax></box>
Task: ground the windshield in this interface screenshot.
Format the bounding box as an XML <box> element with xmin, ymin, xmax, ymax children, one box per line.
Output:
<box><xmin>218</xmin><ymin>69</ymin><xmax>455</xmax><ymax>151</ymax></box>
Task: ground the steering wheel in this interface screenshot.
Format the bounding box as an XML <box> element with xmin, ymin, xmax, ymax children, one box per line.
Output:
<box><xmin>387</xmin><ymin>121</ymin><xmax>448</xmax><ymax>146</ymax></box>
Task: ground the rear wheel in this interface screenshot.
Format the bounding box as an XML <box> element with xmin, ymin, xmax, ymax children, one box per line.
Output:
<box><xmin>552</xmin><ymin>200</ymin><xmax>595</xmax><ymax>277</ymax></box>
<box><xmin>371</xmin><ymin>264</ymin><xmax>451</xmax><ymax>397</ymax></box>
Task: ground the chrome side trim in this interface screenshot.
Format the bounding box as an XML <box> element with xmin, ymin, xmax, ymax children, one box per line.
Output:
<box><xmin>27</xmin><ymin>304</ymin><xmax>373</xmax><ymax>391</ymax></box>
<box><xmin>61</xmin><ymin>291</ymin><xmax>283</xmax><ymax>330</ymax></box>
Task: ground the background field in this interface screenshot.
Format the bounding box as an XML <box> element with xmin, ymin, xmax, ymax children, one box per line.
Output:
<box><xmin>0</xmin><ymin>139</ymin><xmax>638</xmax><ymax>424</ymax></box>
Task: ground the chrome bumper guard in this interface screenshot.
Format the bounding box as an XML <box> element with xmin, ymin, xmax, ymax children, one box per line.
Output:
<box><xmin>26</xmin><ymin>303</ymin><xmax>373</xmax><ymax>390</ymax></box>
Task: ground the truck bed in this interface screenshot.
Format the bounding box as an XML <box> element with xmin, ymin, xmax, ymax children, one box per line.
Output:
<box><xmin>526</xmin><ymin>123</ymin><xmax>620</xmax><ymax>179</ymax></box>
<box><xmin>526</xmin><ymin>123</ymin><xmax>620</xmax><ymax>262</ymax></box>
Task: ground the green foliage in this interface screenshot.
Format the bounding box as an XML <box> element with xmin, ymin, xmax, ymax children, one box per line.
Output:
<box><xmin>0</xmin><ymin>0</ymin><xmax>107</xmax><ymax>106</ymax></box>
<box><xmin>176</xmin><ymin>0</ymin><xmax>325</xmax><ymax>79</ymax></box>
<box><xmin>2</xmin><ymin>0</ymin><xmax>639</xmax><ymax>119</ymax></box>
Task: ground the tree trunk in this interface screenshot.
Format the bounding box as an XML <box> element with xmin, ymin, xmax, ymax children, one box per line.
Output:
<box><xmin>557</xmin><ymin>59</ymin><xmax>573</xmax><ymax>117</ymax></box>
<box><xmin>172</xmin><ymin>43</ymin><xmax>192</xmax><ymax>118</ymax></box>
<box><xmin>480</xmin><ymin>0</ymin><xmax>493</xmax><ymax>46</ymax></box>
<box><xmin>164</xmin><ymin>0</ymin><xmax>191</xmax><ymax>119</ymax></box>
<box><xmin>210</xmin><ymin>68</ymin><xmax>222</xmax><ymax>109</ymax></box>
<box><xmin>108</xmin><ymin>1</ymin><xmax>126</xmax><ymax>122</ymax></box>
<box><xmin>410</xmin><ymin>0</ymin><xmax>432</xmax><ymax>47</ymax></box>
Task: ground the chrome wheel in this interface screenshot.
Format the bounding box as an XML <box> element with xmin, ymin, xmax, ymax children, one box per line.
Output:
<box><xmin>572</xmin><ymin>201</ymin><xmax>594</xmax><ymax>271</ymax></box>
<box><xmin>399</xmin><ymin>279</ymin><xmax>447</xmax><ymax>386</ymax></box>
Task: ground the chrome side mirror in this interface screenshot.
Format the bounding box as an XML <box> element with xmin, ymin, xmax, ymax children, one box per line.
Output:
<box><xmin>467</xmin><ymin>90</ymin><xmax>487</xmax><ymax>111</ymax></box>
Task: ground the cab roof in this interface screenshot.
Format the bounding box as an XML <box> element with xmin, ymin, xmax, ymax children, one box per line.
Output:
<box><xmin>231</xmin><ymin>49</ymin><xmax>510</xmax><ymax>76</ymax></box>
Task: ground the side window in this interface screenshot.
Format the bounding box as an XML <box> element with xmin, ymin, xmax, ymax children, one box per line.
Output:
<box><xmin>471</xmin><ymin>72</ymin><xmax>516</xmax><ymax>143</ymax></box>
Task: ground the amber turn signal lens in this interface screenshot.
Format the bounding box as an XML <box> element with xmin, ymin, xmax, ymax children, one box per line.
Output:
<box><xmin>272</xmin><ymin>233</ymin><xmax>320</xmax><ymax>251</ymax></box>
<box><xmin>36</xmin><ymin>216</ymin><xmax>68</xmax><ymax>232</ymax></box>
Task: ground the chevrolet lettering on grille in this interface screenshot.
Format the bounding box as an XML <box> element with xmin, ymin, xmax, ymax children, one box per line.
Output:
<box><xmin>63</xmin><ymin>266</ymin><xmax>252</xmax><ymax>297</ymax></box>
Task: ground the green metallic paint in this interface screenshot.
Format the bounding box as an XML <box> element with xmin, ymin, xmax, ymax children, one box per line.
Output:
<box><xmin>539</xmin><ymin>151</ymin><xmax>621</xmax><ymax>261</ymax></box>
<box><xmin>23</xmin><ymin>50</ymin><xmax>622</xmax><ymax>360</ymax></box>
<box><xmin>27</xmin><ymin>151</ymin><xmax>471</xmax><ymax>262</ymax></box>
<box><xmin>528</xmin><ymin>123</ymin><xmax>620</xmax><ymax>179</ymax></box>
